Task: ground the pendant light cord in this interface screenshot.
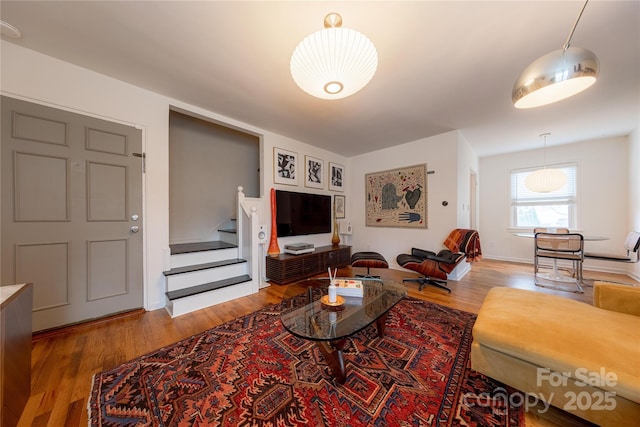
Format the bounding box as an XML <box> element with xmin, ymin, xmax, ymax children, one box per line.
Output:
<box><xmin>563</xmin><ymin>0</ymin><xmax>589</xmax><ymax>51</ymax></box>
<box><xmin>540</xmin><ymin>133</ymin><xmax>551</xmax><ymax>168</ymax></box>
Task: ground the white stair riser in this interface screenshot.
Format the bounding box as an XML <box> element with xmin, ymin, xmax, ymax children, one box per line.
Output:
<box><xmin>171</xmin><ymin>248</ymin><xmax>238</xmax><ymax>268</ymax></box>
<box><xmin>166</xmin><ymin>263</ymin><xmax>248</xmax><ymax>292</ymax></box>
<box><xmin>166</xmin><ymin>281</ymin><xmax>253</xmax><ymax>317</ymax></box>
<box><xmin>219</xmin><ymin>234</ymin><xmax>237</xmax><ymax>245</ymax></box>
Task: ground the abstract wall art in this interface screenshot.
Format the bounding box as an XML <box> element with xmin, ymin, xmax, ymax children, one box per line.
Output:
<box><xmin>329</xmin><ymin>162</ymin><xmax>344</xmax><ymax>191</ymax></box>
<box><xmin>274</xmin><ymin>147</ymin><xmax>297</xmax><ymax>185</ymax></box>
<box><xmin>304</xmin><ymin>155</ymin><xmax>324</xmax><ymax>189</ymax></box>
<box><xmin>365</xmin><ymin>164</ymin><xmax>428</xmax><ymax>228</ymax></box>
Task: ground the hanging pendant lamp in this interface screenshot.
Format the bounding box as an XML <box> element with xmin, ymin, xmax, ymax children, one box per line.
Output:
<box><xmin>513</xmin><ymin>0</ymin><xmax>599</xmax><ymax>108</ymax></box>
<box><xmin>290</xmin><ymin>13</ymin><xmax>378</xmax><ymax>100</ymax></box>
<box><xmin>525</xmin><ymin>133</ymin><xmax>567</xmax><ymax>193</ymax></box>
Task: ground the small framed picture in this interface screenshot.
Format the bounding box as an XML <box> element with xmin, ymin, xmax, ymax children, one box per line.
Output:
<box><xmin>329</xmin><ymin>162</ymin><xmax>344</xmax><ymax>191</ymax></box>
<box><xmin>274</xmin><ymin>147</ymin><xmax>298</xmax><ymax>185</ymax></box>
<box><xmin>334</xmin><ymin>195</ymin><xmax>345</xmax><ymax>219</ymax></box>
<box><xmin>304</xmin><ymin>155</ymin><xmax>324</xmax><ymax>189</ymax></box>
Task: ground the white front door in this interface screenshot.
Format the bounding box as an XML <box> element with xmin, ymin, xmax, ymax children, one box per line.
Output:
<box><xmin>1</xmin><ymin>96</ymin><xmax>144</xmax><ymax>331</ymax></box>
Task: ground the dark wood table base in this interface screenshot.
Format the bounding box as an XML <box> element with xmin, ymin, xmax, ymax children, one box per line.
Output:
<box><xmin>317</xmin><ymin>312</ymin><xmax>389</xmax><ymax>384</ymax></box>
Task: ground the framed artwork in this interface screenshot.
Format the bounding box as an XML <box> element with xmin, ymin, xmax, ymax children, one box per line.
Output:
<box><xmin>274</xmin><ymin>147</ymin><xmax>298</xmax><ymax>185</ymax></box>
<box><xmin>329</xmin><ymin>162</ymin><xmax>344</xmax><ymax>191</ymax></box>
<box><xmin>365</xmin><ymin>163</ymin><xmax>428</xmax><ymax>228</ymax></box>
<box><xmin>334</xmin><ymin>195</ymin><xmax>345</xmax><ymax>219</ymax></box>
<box><xmin>304</xmin><ymin>155</ymin><xmax>324</xmax><ymax>189</ymax></box>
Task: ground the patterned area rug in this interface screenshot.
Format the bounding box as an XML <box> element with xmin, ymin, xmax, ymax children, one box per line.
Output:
<box><xmin>89</xmin><ymin>297</ymin><xmax>524</xmax><ymax>426</ymax></box>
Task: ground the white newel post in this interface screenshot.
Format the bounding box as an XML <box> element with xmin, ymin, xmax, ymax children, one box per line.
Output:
<box><xmin>237</xmin><ymin>186</ymin><xmax>245</xmax><ymax>259</ymax></box>
<box><xmin>237</xmin><ymin>186</ymin><xmax>263</xmax><ymax>293</ymax></box>
<box><xmin>249</xmin><ymin>207</ymin><xmax>259</xmax><ymax>293</ymax></box>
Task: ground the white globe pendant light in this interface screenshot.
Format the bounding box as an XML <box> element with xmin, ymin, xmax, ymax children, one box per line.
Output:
<box><xmin>526</xmin><ymin>133</ymin><xmax>567</xmax><ymax>193</ymax></box>
<box><xmin>525</xmin><ymin>168</ymin><xmax>567</xmax><ymax>193</ymax></box>
<box><xmin>290</xmin><ymin>13</ymin><xmax>378</xmax><ymax>100</ymax></box>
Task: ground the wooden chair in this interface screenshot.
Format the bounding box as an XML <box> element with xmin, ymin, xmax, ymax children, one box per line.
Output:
<box><xmin>534</xmin><ymin>232</ymin><xmax>584</xmax><ymax>293</ymax></box>
<box><xmin>533</xmin><ymin>227</ymin><xmax>569</xmax><ymax>271</ymax></box>
<box><xmin>533</xmin><ymin>227</ymin><xmax>569</xmax><ymax>234</ymax></box>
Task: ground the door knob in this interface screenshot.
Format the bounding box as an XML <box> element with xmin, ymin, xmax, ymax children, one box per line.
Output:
<box><xmin>130</xmin><ymin>225</ymin><xmax>140</xmax><ymax>233</ymax></box>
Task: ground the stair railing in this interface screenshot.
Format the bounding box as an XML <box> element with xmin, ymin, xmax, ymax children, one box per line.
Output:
<box><xmin>237</xmin><ymin>186</ymin><xmax>263</xmax><ymax>292</ymax></box>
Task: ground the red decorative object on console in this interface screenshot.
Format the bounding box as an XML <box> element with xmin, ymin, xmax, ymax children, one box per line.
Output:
<box><xmin>267</xmin><ymin>188</ymin><xmax>280</xmax><ymax>256</ymax></box>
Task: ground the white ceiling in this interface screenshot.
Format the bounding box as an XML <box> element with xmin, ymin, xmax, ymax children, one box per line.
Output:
<box><xmin>1</xmin><ymin>1</ymin><xmax>638</xmax><ymax>158</ymax></box>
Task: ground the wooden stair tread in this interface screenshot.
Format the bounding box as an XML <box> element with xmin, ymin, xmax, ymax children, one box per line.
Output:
<box><xmin>166</xmin><ymin>275</ymin><xmax>252</xmax><ymax>301</ymax></box>
<box><xmin>170</xmin><ymin>241</ymin><xmax>236</xmax><ymax>255</ymax></box>
<box><xmin>163</xmin><ymin>258</ymin><xmax>246</xmax><ymax>276</ymax></box>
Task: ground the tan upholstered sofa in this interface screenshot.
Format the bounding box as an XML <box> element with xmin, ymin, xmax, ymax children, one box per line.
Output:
<box><xmin>471</xmin><ymin>282</ymin><xmax>640</xmax><ymax>426</ymax></box>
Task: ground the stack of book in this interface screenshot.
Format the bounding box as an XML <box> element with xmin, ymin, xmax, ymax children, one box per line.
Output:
<box><xmin>334</xmin><ymin>279</ymin><xmax>364</xmax><ymax>298</ymax></box>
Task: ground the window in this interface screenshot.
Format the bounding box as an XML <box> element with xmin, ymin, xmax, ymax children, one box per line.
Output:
<box><xmin>510</xmin><ymin>163</ymin><xmax>577</xmax><ymax>229</ymax></box>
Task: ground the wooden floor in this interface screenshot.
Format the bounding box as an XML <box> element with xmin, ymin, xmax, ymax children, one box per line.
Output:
<box><xmin>18</xmin><ymin>259</ymin><xmax>637</xmax><ymax>426</ymax></box>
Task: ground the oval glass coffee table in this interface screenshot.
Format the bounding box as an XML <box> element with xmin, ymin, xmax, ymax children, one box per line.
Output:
<box><xmin>280</xmin><ymin>277</ymin><xmax>407</xmax><ymax>384</ymax></box>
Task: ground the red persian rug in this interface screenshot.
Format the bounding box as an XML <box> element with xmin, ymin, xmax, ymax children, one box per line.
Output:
<box><xmin>89</xmin><ymin>297</ymin><xmax>524</xmax><ymax>426</ymax></box>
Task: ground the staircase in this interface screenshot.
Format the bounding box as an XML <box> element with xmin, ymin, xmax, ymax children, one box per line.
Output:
<box><xmin>164</xmin><ymin>187</ymin><xmax>263</xmax><ymax>317</ymax></box>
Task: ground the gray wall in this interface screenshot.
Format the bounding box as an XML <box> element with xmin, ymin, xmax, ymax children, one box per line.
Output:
<box><xmin>169</xmin><ymin>111</ymin><xmax>259</xmax><ymax>244</ymax></box>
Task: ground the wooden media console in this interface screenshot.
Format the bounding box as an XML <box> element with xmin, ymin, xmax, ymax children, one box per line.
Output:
<box><xmin>266</xmin><ymin>245</ymin><xmax>351</xmax><ymax>284</ymax></box>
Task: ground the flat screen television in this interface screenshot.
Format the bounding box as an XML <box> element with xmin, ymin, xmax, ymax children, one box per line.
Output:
<box><xmin>275</xmin><ymin>190</ymin><xmax>332</xmax><ymax>237</ymax></box>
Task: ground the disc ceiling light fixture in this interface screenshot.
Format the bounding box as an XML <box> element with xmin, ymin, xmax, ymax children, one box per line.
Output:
<box><xmin>512</xmin><ymin>0</ymin><xmax>599</xmax><ymax>108</ymax></box>
<box><xmin>525</xmin><ymin>133</ymin><xmax>567</xmax><ymax>193</ymax></box>
<box><xmin>290</xmin><ymin>13</ymin><xmax>378</xmax><ymax>100</ymax></box>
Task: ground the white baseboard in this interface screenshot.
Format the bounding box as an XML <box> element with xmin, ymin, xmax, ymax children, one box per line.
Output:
<box><xmin>481</xmin><ymin>255</ymin><xmax>638</xmax><ymax>282</ymax></box>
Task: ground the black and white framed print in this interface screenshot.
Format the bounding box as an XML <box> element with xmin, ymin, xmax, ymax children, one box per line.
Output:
<box><xmin>274</xmin><ymin>147</ymin><xmax>298</xmax><ymax>185</ymax></box>
<box><xmin>304</xmin><ymin>155</ymin><xmax>324</xmax><ymax>189</ymax></box>
<box><xmin>334</xmin><ymin>194</ymin><xmax>345</xmax><ymax>219</ymax></box>
<box><xmin>329</xmin><ymin>162</ymin><xmax>344</xmax><ymax>191</ymax></box>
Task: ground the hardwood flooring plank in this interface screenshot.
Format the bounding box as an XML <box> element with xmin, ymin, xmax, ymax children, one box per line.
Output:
<box><xmin>17</xmin><ymin>393</ymin><xmax>44</xmax><ymax>427</ymax></box>
<box><xmin>29</xmin><ymin>412</ymin><xmax>50</xmax><ymax>427</ymax></box>
<box><xmin>64</xmin><ymin>399</ymin><xmax>84</xmax><ymax>426</ymax></box>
